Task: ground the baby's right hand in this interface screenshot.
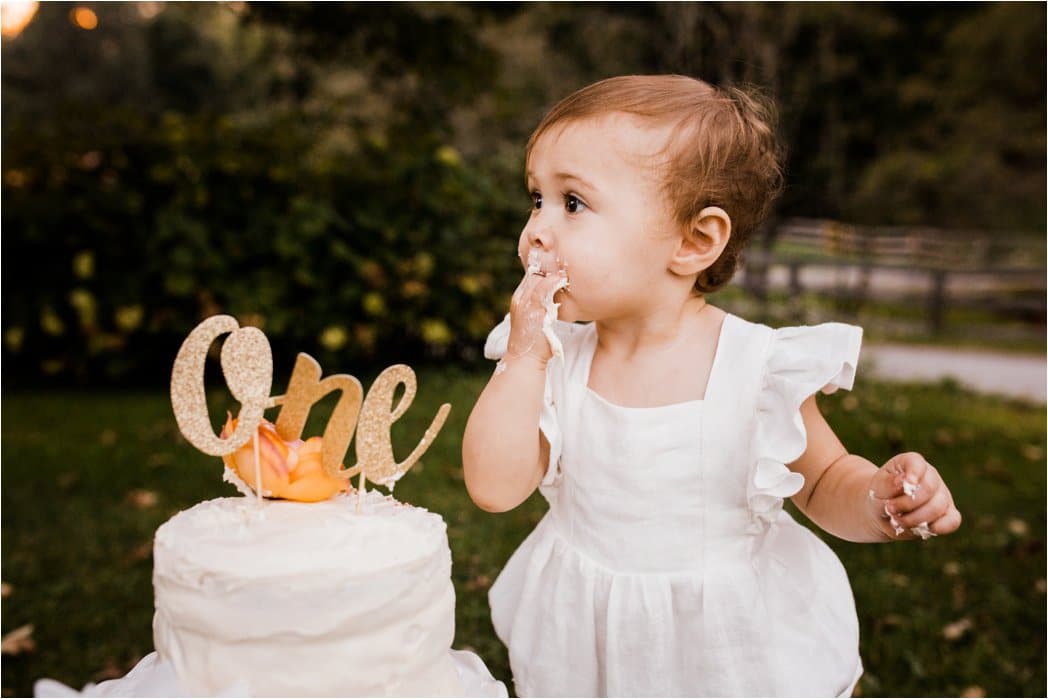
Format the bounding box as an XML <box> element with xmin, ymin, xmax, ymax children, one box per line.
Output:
<box><xmin>506</xmin><ymin>263</ymin><xmax>569</xmax><ymax>367</ymax></box>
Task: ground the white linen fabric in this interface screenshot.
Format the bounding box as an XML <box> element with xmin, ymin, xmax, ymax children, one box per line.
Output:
<box><xmin>485</xmin><ymin>313</ymin><xmax>865</xmax><ymax>697</ymax></box>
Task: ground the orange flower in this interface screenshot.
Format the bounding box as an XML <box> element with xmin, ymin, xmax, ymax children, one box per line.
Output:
<box><xmin>221</xmin><ymin>414</ymin><xmax>349</xmax><ymax>502</ymax></box>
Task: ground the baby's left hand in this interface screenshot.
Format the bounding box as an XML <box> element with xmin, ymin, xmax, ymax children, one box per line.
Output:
<box><xmin>868</xmin><ymin>452</ymin><xmax>962</xmax><ymax>540</ymax></box>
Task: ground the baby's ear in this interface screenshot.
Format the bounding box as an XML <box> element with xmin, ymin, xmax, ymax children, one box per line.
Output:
<box><xmin>668</xmin><ymin>206</ymin><xmax>732</xmax><ymax>277</ymax></box>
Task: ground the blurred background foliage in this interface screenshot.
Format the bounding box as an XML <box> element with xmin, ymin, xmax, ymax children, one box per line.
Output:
<box><xmin>2</xmin><ymin>2</ymin><xmax>1045</xmax><ymax>385</ymax></box>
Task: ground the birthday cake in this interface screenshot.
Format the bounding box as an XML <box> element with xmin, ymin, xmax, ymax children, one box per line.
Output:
<box><xmin>34</xmin><ymin>316</ymin><xmax>506</xmax><ymax>698</ymax></box>
<box><xmin>36</xmin><ymin>490</ymin><xmax>503</xmax><ymax>698</ymax></box>
<box><xmin>151</xmin><ymin>492</ymin><xmax>473</xmax><ymax>697</ymax></box>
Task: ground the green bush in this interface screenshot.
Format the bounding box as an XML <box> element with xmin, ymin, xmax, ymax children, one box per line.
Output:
<box><xmin>2</xmin><ymin>103</ymin><xmax>523</xmax><ymax>385</ymax></box>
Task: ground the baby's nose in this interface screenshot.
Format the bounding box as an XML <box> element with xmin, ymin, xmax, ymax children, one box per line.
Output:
<box><xmin>525</xmin><ymin>225</ymin><xmax>554</xmax><ymax>250</ymax></box>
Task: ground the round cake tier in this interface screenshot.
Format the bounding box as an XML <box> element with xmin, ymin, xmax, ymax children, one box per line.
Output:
<box><xmin>152</xmin><ymin>492</ymin><xmax>464</xmax><ymax>696</ymax></box>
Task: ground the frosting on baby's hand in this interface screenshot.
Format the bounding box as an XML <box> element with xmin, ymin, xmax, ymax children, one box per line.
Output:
<box><xmin>902</xmin><ymin>478</ymin><xmax>919</xmax><ymax>499</ymax></box>
<box><xmin>911</xmin><ymin>521</ymin><xmax>936</xmax><ymax>540</ymax></box>
<box><xmin>542</xmin><ymin>276</ymin><xmax>568</xmax><ymax>360</ymax></box>
<box><xmin>526</xmin><ymin>249</ymin><xmax>569</xmax><ymax>361</ymax></box>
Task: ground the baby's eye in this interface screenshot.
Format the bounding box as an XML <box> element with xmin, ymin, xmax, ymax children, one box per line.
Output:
<box><xmin>530</xmin><ymin>191</ymin><xmax>543</xmax><ymax>210</ymax></box>
<box><xmin>565</xmin><ymin>193</ymin><xmax>586</xmax><ymax>214</ymax></box>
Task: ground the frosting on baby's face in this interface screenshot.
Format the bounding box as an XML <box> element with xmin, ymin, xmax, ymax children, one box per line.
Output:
<box><xmin>526</xmin><ymin>248</ymin><xmax>559</xmax><ymax>277</ymax></box>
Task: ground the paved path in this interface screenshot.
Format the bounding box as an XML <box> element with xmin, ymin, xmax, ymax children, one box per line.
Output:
<box><xmin>862</xmin><ymin>344</ymin><xmax>1046</xmax><ymax>403</ymax></box>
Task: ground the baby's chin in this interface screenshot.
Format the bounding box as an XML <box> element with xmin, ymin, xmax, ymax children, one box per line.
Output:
<box><xmin>553</xmin><ymin>297</ymin><xmax>584</xmax><ymax>324</ymax></box>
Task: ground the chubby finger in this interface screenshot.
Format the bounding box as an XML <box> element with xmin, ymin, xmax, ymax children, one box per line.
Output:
<box><xmin>929</xmin><ymin>505</ymin><xmax>962</xmax><ymax>536</ymax></box>
<box><xmin>905</xmin><ymin>504</ymin><xmax>962</xmax><ymax>541</ymax></box>
<box><xmin>509</xmin><ymin>285</ymin><xmax>548</xmax><ymax>326</ymax></box>
<box><xmin>868</xmin><ymin>464</ymin><xmax>905</xmax><ymax>503</ymax></box>
<box><xmin>868</xmin><ymin>466</ymin><xmax>903</xmax><ymax>502</ymax></box>
<box><xmin>509</xmin><ymin>274</ymin><xmax>535</xmax><ymax>310</ymax></box>
<box><xmin>513</xmin><ymin>268</ymin><xmax>567</xmax><ymax>309</ymax></box>
<box><xmin>871</xmin><ymin>452</ymin><xmax>930</xmax><ymax>500</ymax></box>
<box><xmin>893</xmin><ymin>451</ymin><xmax>930</xmax><ymax>491</ymax></box>
<box><xmin>511</xmin><ymin>267</ymin><xmax>544</xmax><ymax>300</ymax></box>
<box><xmin>891</xmin><ymin>487</ymin><xmax>951</xmax><ymax>529</ymax></box>
<box><xmin>535</xmin><ymin>267</ymin><xmax>570</xmax><ymax>299</ymax></box>
<box><xmin>886</xmin><ymin>464</ymin><xmax>942</xmax><ymax>514</ymax></box>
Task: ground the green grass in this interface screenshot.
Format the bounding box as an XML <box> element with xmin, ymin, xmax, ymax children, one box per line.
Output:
<box><xmin>2</xmin><ymin>371</ymin><xmax>1045</xmax><ymax>697</ymax></box>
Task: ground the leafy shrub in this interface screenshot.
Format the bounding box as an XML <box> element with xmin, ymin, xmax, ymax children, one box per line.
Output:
<box><xmin>2</xmin><ymin>103</ymin><xmax>523</xmax><ymax>385</ymax></box>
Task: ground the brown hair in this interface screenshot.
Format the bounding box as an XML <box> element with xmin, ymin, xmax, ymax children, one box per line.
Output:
<box><xmin>527</xmin><ymin>75</ymin><xmax>783</xmax><ymax>294</ymax></box>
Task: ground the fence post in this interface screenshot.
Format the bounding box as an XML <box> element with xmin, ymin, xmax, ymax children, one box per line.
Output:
<box><xmin>789</xmin><ymin>260</ymin><xmax>802</xmax><ymax>295</ymax></box>
<box><xmin>743</xmin><ymin>248</ymin><xmax>770</xmax><ymax>320</ymax></box>
<box><xmin>858</xmin><ymin>228</ymin><xmax>872</xmax><ymax>309</ymax></box>
<box><xmin>788</xmin><ymin>260</ymin><xmax>804</xmax><ymax>323</ymax></box>
<box><xmin>929</xmin><ymin>269</ymin><xmax>947</xmax><ymax>336</ymax></box>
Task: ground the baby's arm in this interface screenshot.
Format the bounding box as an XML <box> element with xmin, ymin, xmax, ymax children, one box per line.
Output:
<box><xmin>788</xmin><ymin>395</ymin><xmax>962</xmax><ymax>542</ymax></box>
<box><xmin>462</xmin><ymin>267</ymin><xmax>567</xmax><ymax>512</ymax></box>
<box><xmin>463</xmin><ymin>355</ymin><xmax>549</xmax><ymax>512</ymax></box>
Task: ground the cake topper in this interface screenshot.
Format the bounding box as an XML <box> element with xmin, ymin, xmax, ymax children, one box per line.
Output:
<box><xmin>171</xmin><ymin>315</ymin><xmax>451</xmax><ymax>510</ymax></box>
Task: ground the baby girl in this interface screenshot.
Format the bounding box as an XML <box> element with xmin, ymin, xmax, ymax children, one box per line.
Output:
<box><xmin>462</xmin><ymin>75</ymin><xmax>961</xmax><ymax>697</ymax></box>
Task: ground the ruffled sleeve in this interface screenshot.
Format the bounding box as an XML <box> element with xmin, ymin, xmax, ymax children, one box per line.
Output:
<box><xmin>482</xmin><ymin>314</ymin><xmax>513</xmax><ymax>362</ymax></box>
<box><xmin>748</xmin><ymin>322</ymin><xmax>863</xmax><ymax>525</ymax></box>
<box><xmin>483</xmin><ymin>314</ymin><xmax>579</xmax><ymax>487</ymax></box>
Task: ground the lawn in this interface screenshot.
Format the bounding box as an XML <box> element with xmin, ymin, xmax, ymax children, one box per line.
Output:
<box><xmin>2</xmin><ymin>369</ymin><xmax>1045</xmax><ymax>697</ymax></box>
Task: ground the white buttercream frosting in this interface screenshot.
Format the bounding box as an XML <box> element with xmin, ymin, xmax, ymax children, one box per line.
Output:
<box><xmin>525</xmin><ymin>248</ymin><xmax>567</xmax><ymax>361</ymax></box>
<box><xmin>152</xmin><ymin>491</ymin><xmax>465</xmax><ymax>696</ymax></box>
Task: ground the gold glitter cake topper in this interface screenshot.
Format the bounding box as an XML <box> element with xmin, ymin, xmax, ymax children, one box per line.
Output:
<box><xmin>171</xmin><ymin>315</ymin><xmax>451</xmax><ymax>505</ymax></box>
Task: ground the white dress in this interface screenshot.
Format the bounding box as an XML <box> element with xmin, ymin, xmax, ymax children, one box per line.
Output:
<box><xmin>484</xmin><ymin>313</ymin><xmax>865</xmax><ymax>697</ymax></box>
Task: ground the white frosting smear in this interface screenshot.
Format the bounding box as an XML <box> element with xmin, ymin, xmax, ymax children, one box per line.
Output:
<box><xmin>542</xmin><ymin>279</ymin><xmax>567</xmax><ymax>360</ymax></box>
<box><xmin>902</xmin><ymin>478</ymin><xmax>919</xmax><ymax>499</ymax></box>
<box><xmin>526</xmin><ymin>248</ymin><xmax>567</xmax><ymax>360</ymax></box>
<box><xmin>912</xmin><ymin>521</ymin><xmax>936</xmax><ymax>540</ymax></box>
<box><xmin>526</xmin><ymin>248</ymin><xmax>556</xmax><ymax>277</ymax></box>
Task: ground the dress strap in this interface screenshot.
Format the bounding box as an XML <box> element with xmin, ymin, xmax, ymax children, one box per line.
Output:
<box><xmin>701</xmin><ymin>315</ymin><xmax>774</xmax><ymax>460</ymax></box>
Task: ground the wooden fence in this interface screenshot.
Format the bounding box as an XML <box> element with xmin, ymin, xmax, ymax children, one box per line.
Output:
<box><xmin>738</xmin><ymin>218</ymin><xmax>1046</xmax><ymax>335</ymax></box>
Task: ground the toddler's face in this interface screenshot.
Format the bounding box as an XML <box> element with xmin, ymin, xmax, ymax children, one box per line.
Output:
<box><xmin>519</xmin><ymin>114</ymin><xmax>683</xmax><ymax>323</ymax></box>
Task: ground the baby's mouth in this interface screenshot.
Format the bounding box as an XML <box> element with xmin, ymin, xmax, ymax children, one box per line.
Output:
<box><xmin>527</xmin><ymin>248</ymin><xmax>558</xmax><ymax>277</ymax></box>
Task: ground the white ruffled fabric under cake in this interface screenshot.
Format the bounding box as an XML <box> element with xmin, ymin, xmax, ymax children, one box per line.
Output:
<box><xmin>34</xmin><ymin>649</ymin><xmax>506</xmax><ymax>697</ymax></box>
<box><xmin>485</xmin><ymin>313</ymin><xmax>865</xmax><ymax>697</ymax></box>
